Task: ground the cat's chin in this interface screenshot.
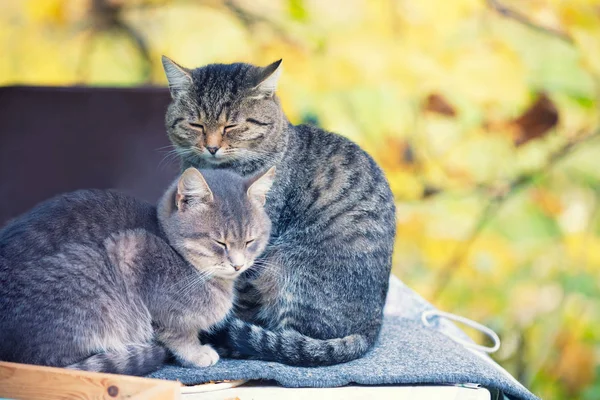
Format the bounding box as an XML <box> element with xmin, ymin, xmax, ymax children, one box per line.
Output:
<box><xmin>200</xmin><ymin>154</ymin><xmax>230</xmax><ymax>165</ymax></box>
<box><xmin>212</xmin><ymin>267</ymin><xmax>251</xmax><ymax>280</ymax></box>
<box><xmin>212</xmin><ymin>274</ymin><xmax>236</xmax><ymax>282</ymax></box>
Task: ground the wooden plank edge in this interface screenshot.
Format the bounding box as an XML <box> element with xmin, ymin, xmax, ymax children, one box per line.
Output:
<box><xmin>0</xmin><ymin>361</ymin><xmax>181</xmax><ymax>400</ymax></box>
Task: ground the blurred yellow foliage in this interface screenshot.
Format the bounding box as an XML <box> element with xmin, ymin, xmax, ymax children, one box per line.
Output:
<box><xmin>2</xmin><ymin>0</ymin><xmax>600</xmax><ymax>398</ymax></box>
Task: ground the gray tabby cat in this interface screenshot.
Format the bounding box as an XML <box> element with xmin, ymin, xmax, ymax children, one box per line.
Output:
<box><xmin>0</xmin><ymin>168</ymin><xmax>274</xmax><ymax>375</ymax></box>
<box><xmin>162</xmin><ymin>56</ymin><xmax>396</xmax><ymax>366</ymax></box>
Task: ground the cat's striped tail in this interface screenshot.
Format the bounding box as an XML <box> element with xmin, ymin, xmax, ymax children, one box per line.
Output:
<box><xmin>209</xmin><ymin>318</ymin><xmax>371</xmax><ymax>366</ymax></box>
<box><xmin>67</xmin><ymin>343</ymin><xmax>166</xmax><ymax>376</ymax></box>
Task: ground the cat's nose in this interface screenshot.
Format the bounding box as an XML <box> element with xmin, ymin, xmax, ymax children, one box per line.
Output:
<box><xmin>206</xmin><ymin>146</ymin><xmax>219</xmax><ymax>155</ymax></box>
<box><xmin>233</xmin><ymin>265</ymin><xmax>243</xmax><ymax>272</ymax></box>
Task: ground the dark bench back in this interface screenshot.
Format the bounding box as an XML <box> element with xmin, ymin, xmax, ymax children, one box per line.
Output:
<box><xmin>0</xmin><ymin>86</ymin><xmax>178</xmax><ymax>225</ymax></box>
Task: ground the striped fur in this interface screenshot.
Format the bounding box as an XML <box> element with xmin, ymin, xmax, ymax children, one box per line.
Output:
<box><xmin>164</xmin><ymin>59</ymin><xmax>396</xmax><ymax>366</ymax></box>
<box><xmin>207</xmin><ymin>318</ymin><xmax>370</xmax><ymax>366</ymax></box>
<box><xmin>67</xmin><ymin>343</ymin><xmax>167</xmax><ymax>376</ymax></box>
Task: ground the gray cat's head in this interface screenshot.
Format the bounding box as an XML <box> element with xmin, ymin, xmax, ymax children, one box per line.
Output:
<box><xmin>158</xmin><ymin>167</ymin><xmax>274</xmax><ymax>279</ymax></box>
<box><xmin>162</xmin><ymin>57</ymin><xmax>286</xmax><ymax>166</ymax></box>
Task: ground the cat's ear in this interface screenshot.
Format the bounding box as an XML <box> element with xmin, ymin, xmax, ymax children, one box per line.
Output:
<box><xmin>247</xmin><ymin>166</ymin><xmax>276</xmax><ymax>205</ymax></box>
<box><xmin>162</xmin><ymin>55</ymin><xmax>193</xmax><ymax>98</ymax></box>
<box><xmin>176</xmin><ymin>168</ymin><xmax>213</xmax><ymax>210</ymax></box>
<box><xmin>253</xmin><ymin>59</ymin><xmax>282</xmax><ymax>97</ymax></box>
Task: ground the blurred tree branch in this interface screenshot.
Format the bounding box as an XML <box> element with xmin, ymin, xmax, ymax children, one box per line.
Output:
<box><xmin>77</xmin><ymin>0</ymin><xmax>152</xmax><ymax>83</ymax></box>
<box><xmin>486</xmin><ymin>0</ymin><xmax>573</xmax><ymax>44</ymax></box>
<box><xmin>76</xmin><ymin>0</ymin><xmax>307</xmax><ymax>82</ymax></box>
<box><xmin>220</xmin><ymin>0</ymin><xmax>303</xmax><ymax>47</ymax></box>
<box><xmin>431</xmin><ymin>129</ymin><xmax>600</xmax><ymax>302</ymax></box>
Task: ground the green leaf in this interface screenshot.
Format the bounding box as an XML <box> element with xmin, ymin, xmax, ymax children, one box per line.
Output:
<box><xmin>288</xmin><ymin>0</ymin><xmax>308</xmax><ymax>22</ymax></box>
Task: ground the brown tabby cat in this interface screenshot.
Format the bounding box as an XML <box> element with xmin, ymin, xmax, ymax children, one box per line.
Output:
<box><xmin>162</xmin><ymin>56</ymin><xmax>396</xmax><ymax>366</ymax></box>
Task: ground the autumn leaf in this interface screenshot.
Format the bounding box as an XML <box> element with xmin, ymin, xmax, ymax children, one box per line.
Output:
<box><xmin>530</xmin><ymin>188</ymin><xmax>562</xmax><ymax>217</ymax></box>
<box><xmin>375</xmin><ymin>137</ymin><xmax>418</xmax><ymax>171</ymax></box>
<box><xmin>422</xmin><ymin>93</ymin><xmax>457</xmax><ymax>117</ymax></box>
<box><xmin>512</xmin><ymin>92</ymin><xmax>559</xmax><ymax>146</ymax></box>
<box><xmin>549</xmin><ymin>331</ymin><xmax>596</xmax><ymax>396</ymax></box>
<box><xmin>422</xmin><ymin>185</ymin><xmax>442</xmax><ymax>199</ymax></box>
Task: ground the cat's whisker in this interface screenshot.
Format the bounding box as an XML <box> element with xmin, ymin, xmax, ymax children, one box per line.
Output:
<box><xmin>252</xmin><ymin>258</ymin><xmax>283</xmax><ymax>268</ymax></box>
<box><xmin>252</xmin><ymin>258</ymin><xmax>279</xmax><ymax>266</ymax></box>
<box><xmin>158</xmin><ymin>147</ymin><xmax>196</xmax><ymax>170</ymax></box>
<box><xmin>254</xmin><ymin>267</ymin><xmax>280</xmax><ymax>276</ymax></box>
<box><xmin>155</xmin><ymin>144</ymin><xmax>177</xmax><ymax>151</ymax></box>
<box><xmin>225</xmin><ymin>152</ymin><xmax>277</xmax><ymax>165</ymax></box>
<box><xmin>157</xmin><ymin>155</ymin><xmax>178</xmax><ymax>170</ymax></box>
<box><xmin>177</xmin><ymin>271</ymin><xmax>214</xmax><ymax>297</ymax></box>
<box><xmin>166</xmin><ymin>267</ymin><xmax>213</xmax><ymax>293</ymax></box>
<box><xmin>254</xmin><ymin>260</ymin><xmax>277</xmax><ymax>265</ymax></box>
<box><xmin>250</xmin><ymin>261</ymin><xmax>282</xmax><ymax>276</ymax></box>
<box><xmin>184</xmin><ymin>146</ymin><xmax>280</xmax><ymax>167</ymax></box>
<box><xmin>157</xmin><ymin>150</ymin><xmax>181</xmax><ymax>162</ymax></box>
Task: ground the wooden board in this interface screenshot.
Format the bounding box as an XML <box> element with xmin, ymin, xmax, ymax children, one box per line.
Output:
<box><xmin>180</xmin><ymin>384</ymin><xmax>491</xmax><ymax>400</ymax></box>
<box><xmin>0</xmin><ymin>361</ymin><xmax>180</xmax><ymax>400</ymax></box>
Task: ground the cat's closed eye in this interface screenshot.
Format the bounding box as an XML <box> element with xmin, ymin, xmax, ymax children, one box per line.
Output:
<box><xmin>214</xmin><ymin>239</ymin><xmax>227</xmax><ymax>249</ymax></box>
<box><xmin>246</xmin><ymin>118</ymin><xmax>272</xmax><ymax>127</ymax></box>
<box><xmin>245</xmin><ymin>239</ymin><xmax>255</xmax><ymax>246</ymax></box>
<box><xmin>188</xmin><ymin>122</ymin><xmax>204</xmax><ymax>131</ymax></box>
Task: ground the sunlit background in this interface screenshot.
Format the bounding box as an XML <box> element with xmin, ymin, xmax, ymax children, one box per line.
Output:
<box><xmin>2</xmin><ymin>0</ymin><xmax>600</xmax><ymax>398</ymax></box>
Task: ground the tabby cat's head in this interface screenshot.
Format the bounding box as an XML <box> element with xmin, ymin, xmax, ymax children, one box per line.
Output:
<box><xmin>162</xmin><ymin>57</ymin><xmax>286</xmax><ymax>166</ymax></box>
<box><xmin>158</xmin><ymin>167</ymin><xmax>274</xmax><ymax>279</ymax></box>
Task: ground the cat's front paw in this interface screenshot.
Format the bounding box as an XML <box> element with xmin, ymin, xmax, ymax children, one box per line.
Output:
<box><xmin>178</xmin><ymin>344</ymin><xmax>220</xmax><ymax>368</ymax></box>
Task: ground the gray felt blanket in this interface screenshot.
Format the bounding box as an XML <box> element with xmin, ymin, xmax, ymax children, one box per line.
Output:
<box><xmin>149</xmin><ymin>277</ymin><xmax>538</xmax><ymax>400</ymax></box>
